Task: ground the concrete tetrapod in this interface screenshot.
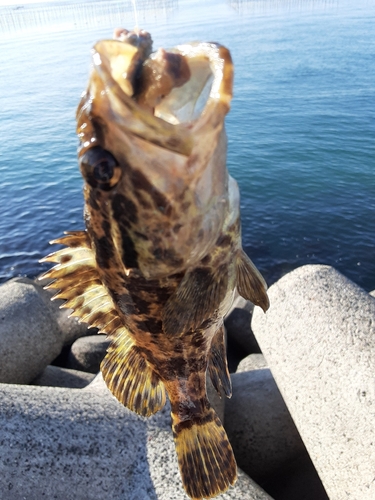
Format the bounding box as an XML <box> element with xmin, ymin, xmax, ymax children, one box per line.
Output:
<box><xmin>0</xmin><ymin>379</ymin><xmax>273</xmax><ymax>500</ymax></box>
<box><xmin>252</xmin><ymin>265</ymin><xmax>375</xmax><ymax>500</ymax></box>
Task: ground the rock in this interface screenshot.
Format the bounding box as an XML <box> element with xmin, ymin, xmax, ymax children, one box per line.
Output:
<box><xmin>67</xmin><ymin>335</ymin><xmax>110</xmax><ymax>373</ymax></box>
<box><xmin>0</xmin><ymin>382</ymin><xmax>155</xmax><ymax>500</ymax></box>
<box><xmin>224</xmin><ymin>368</ymin><xmax>307</xmax><ymax>484</ymax></box>
<box><xmin>31</xmin><ymin>365</ymin><xmax>95</xmax><ymax>388</ymax></box>
<box><xmin>252</xmin><ymin>265</ymin><xmax>375</xmax><ymax>500</ymax></box>
<box><xmin>22</xmin><ymin>276</ymin><xmax>94</xmax><ymax>345</ymax></box>
<box><xmin>224</xmin><ymin>296</ymin><xmax>261</xmax><ymax>356</ymax></box>
<box><xmin>42</xmin><ymin>298</ymin><xmax>94</xmax><ymax>347</ymax></box>
<box><xmin>266</xmin><ymin>453</ymin><xmax>329</xmax><ymax>500</ymax></box>
<box><xmin>36</xmin><ymin>276</ymin><xmax>97</xmax><ymax>344</ymax></box>
<box><xmin>237</xmin><ymin>353</ymin><xmax>268</xmax><ymax>372</ymax></box>
<box><xmin>84</xmin><ymin>371</ymin><xmax>107</xmax><ymax>392</ymax></box>
<box><xmin>51</xmin><ymin>304</ymin><xmax>96</xmax><ymax>346</ymax></box>
<box><xmin>225</xmin><ymin>294</ymin><xmax>247</xmax><ymax>318</ymax></box>
<box><xmin>0</xmin><ymin>382</ymin><xmax>272</xmax><ymax>500</ymax></box>
<box><xmin>0</xmin><ymin>279</ymin><xmax>63</xmax><ymax>384</ymax></box>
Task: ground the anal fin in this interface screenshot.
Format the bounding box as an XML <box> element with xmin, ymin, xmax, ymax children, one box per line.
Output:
<box><xmin>208</xmin><ymin>324</ymin><xmax>232</xmax><ymax>398</ymax></box>
<box><xmin>101</xmin><ymin>329</ymin><xmax>166</xmax><ymax>417</ymax></box>
<box><xmin>236</xmin><ymin>249</ymin><xmax>270</xmax><ymax>312</ymax></box>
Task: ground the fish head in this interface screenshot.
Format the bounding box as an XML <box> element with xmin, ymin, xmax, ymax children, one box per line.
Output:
<box><xmin>76</xmin><ymin>29</ymin><xmax>235</xmax><ymax>279</ymax></box>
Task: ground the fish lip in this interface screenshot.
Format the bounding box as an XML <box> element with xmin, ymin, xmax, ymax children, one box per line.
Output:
<box><xmin>90</xmin><ymin>39</ymin><xmax>233</xmax><ymax>155</ymax></box>
<box><xmin>173</xmin><ymin>41</ymin><xmax>233</xmax><ymax>109</ymax></box>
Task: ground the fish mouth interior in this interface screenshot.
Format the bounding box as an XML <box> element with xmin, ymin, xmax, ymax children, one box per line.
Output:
<box><xmin>93</xmin><ymin>39</ymin><xmax>221</xmax><ymax>126</ymax></box>
<box><xmin>153</xmin><ymin>56</ymin><xmax>214</xmax><ymax>125</ymax></box>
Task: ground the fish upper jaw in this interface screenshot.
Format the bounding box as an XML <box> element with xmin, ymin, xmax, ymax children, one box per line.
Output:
<box><xmin>88</xmin><ymin>33</ymin><xmax>233</xmax><ymax>156</ymax></box>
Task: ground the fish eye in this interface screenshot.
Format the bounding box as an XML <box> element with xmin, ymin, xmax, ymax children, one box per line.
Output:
<box><xmin>93</xmin><ymin>158</ymin><xmax>113</xmax><ymax>182</ymax></box>
<box><xmin>79</xmin><ymin>146</ymin><xmax>121</xmax><ymax>190</ymax></box>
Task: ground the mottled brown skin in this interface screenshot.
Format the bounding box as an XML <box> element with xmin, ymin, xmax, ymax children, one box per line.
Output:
<box><xmin>41</xmin><ymin>29</ymin><xmax>269</xmax><ymax>500</ymax></box>
<box><xmin>82</xmin><ymin>164</ymin><xmax>237</xmax><ymax>406</ymax></box>
<box><xmin>83</xmin><ymin>183</ymin><xmax>239</xmax><ymax>499</ymax></box>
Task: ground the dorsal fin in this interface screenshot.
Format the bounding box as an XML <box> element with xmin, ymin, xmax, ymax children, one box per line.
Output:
<box><xmin>236</xmin><ymin>249</ymin><xmax>269</xmax><ymax>312</ymax></box>
<box><xmin>101</xmin><ymin>330</ymin><xmax>166</xmax><ymax>417</ymax></box>
<box><xmin>39</xmin><ymin>230</ymin><xmax>166</xmax><ymax>416</ymax></box>
<box><xmin>39</xmin><ymin>231</ymin><xmax>122</xmax><ymax>335</ymax></box>
<box><xmin>162</xmin><ymin>266</ymin><xmax>229</xmax><ymax>337</ymax></box>
<box><xmin>50</xmin><ymin>230</ymin><xmax>91</xmax><ymax>248</ymax></box>
<box><xmin>208</xmin><ymin>324</ymin><xmax>232</xmax><ymax>398</ymax></box>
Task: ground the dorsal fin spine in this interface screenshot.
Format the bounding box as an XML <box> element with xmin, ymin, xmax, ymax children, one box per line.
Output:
<box><xmin>40</xmin><ymin>231</ymin><xmax>165</xmax><ymax>418</ymax></box>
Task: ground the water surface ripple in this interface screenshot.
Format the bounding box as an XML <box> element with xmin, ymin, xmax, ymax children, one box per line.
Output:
<box><xmin>0</xmin><ymin>0</ymin><xmax>374</xmax><ymax>290</ymax></box>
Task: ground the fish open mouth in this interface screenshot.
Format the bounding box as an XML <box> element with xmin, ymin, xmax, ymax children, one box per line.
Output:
<box><xmin>90</xmin><ymin>28</ymin><xmax>233</xmax><ymax>155</ymax></box>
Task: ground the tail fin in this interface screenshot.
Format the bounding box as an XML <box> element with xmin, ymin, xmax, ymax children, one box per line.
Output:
<box><xmin>172</xmin><ymin>407</ymin><xmax>237</xmax><ymax>499</ymax></box>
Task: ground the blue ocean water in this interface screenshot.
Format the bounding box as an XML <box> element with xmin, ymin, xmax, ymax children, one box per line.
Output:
<box><xmin>0</xmin><ymin>0</ymin><xmax>374</xmax><ymax>290</ymax></box>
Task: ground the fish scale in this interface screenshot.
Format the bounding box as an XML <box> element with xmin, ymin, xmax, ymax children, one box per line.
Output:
<box><xmin>40</xmin><ymin>28</ymin><xmax>269</xmax><ymax>500</ymax></box>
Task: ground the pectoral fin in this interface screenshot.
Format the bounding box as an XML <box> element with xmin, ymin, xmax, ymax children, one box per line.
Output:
<box><xmin>101</xmin><ymin>330</ymin><xmax>166</xmax><ymax>417</ymax></box>
<box><xmin>208</xmin><ymin>324</ymin><xmax>232</xmax><ymax>398</ymax></box>
<box><xmin>162</xmin><ymin>266</ymin><xmax>228</xmax><ymax>336</ymax></box>
<box><xmin>236</xmin><ymin>250</ymin><xmax>269</xmax><ymax>312</ymax></box>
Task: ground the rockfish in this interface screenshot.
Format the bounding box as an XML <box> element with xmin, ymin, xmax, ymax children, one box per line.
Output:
<box><xmin>40</xmin><ymin>28</ymin><xmax>269</xmax><ymax>499</ymax></box>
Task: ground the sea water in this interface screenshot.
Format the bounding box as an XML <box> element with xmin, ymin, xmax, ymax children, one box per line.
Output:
<box><xmin>0</xmin><ymin>0</ymin><xmax>374</xmax><ymax>290</ymax></box>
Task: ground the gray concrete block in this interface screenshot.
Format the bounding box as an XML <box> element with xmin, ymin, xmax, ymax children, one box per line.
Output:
<box><xmin>83</xmin><ymin>371</ymin><xmax>107</xmax><ymax>392</ymax></box>
<box><xmin>266</xmin><ymin>453</ymin><xmax>329</xmax><ymax>500</ymax></box>
<box><xmin>236</xmin><ymin>353</ymin><xmax>268</xmax><ymax>372</ymax></box>
<box><xmin>31</xmin><ymin>365</ymin><xmax>95</xmax><ymax>388</ymax></box>
<box><xmin>86</xmin><ymin>374</ymin><xmax>272</xmax><ymax>498</ymax></box>
<box><xmin>67</xmin><ymin>335</ymin><xmax>110</xmax><ymax>373</ymax></box>
<box><xmin>36</xmin><ymin>276</ymin><xmax>96</xmax><ymax>344</ymax></box>
<box><xmin>0</xmin><ymin>279</ymin><xmax>63</xmax><ymax>384</ymax></box>
<box><xmin>224</xmin><ymin>296</ymin><xmax>261</xmax><ymax>355</ymax></box>
<box><xmin>0</xmin><ymin>381</ymin><xmax>272</xmax><ymax>500</ymax></box>
<box><xmin>0</xmin><ymin>383</ymin><xmax>154</xmax><ymax>500</ymax></box>
<box><xmin>224</xmin><ymin>369</ymin><xmax>306</xmax><ymax>483</ymax></box>
<box><xmin>225</xmin><ymin>294</ymin><xmax>247</xmax><ymax>318</ymax></box>
<box><xmin>252</xmin><ymin>265</ymin><xmax>375</xmax><ymax>500</ymax></box>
